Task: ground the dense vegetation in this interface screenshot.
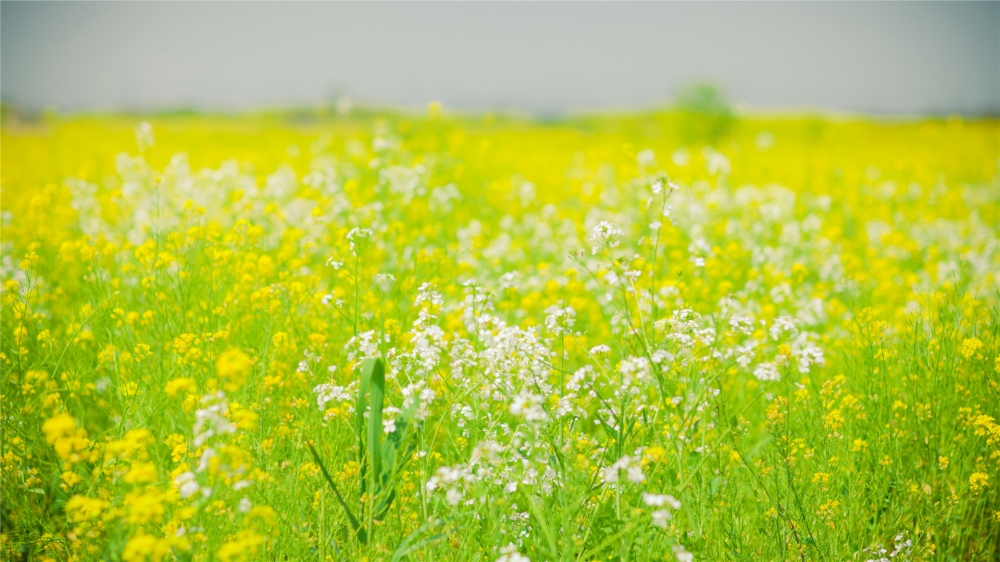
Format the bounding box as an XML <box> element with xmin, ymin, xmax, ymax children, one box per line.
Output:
<box><xmin>2</xmin><ymin>107</ymin><xmax>998</xmax><ymax>561</ymax></box>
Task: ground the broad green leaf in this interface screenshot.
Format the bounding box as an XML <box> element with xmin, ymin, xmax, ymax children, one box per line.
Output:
<box><xmin>360</xmin><ymin>357</ymin><xmax>385</xmax><ymax>495</ymax></box>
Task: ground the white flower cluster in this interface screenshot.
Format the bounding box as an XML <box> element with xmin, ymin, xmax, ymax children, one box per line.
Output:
<box><xmin>426</xmin><ymin>465</ymin><xmax>473</xmax><ymax>506</ymax></box>
<box><xmin>174</xmin><ymin>391</ymin><xmax>252</xmax><ymax>502</ymax></box>
<box><xmin>173</xmin><ymin>471</ymin><xmax>203</xmax><ymax>500</ymax></box>
<box><xmin>400</xmin><ymin>381</ymin><xmax>435</xmax><ymax>422</ymax></box>
<box><xmin>863</xmin><ymin>532</ymin><xmax>913</xmax><ymax>562</ymax></box>
<box><xmin>379</xmin><ymin>164</ymin><xmax>427</xmax><ymax>205</ymax></box>
<box><xmin>193</xmin><ymin>392</ymin><xmax>236</xmax><ymax>447</ymax></box>
<box><xmin>590</xmin><ymin>221</ymin><xmax>623</xmax><ymax>255</ymax></box>
<box><xmin>617</xmin><ymin>356</ymin><xmax>653</xmax><ymax>395</ymax></box>
<box><xmin>642</xmin><ymin>492</ymin><xmax>682</xmax><ymax>528</ymax></box>
<box><xmin>345</xmin><ymin>330</ymin><xmax>379</xmax><ymax>362</ymax></box>
<box><xmin>753</xmin><ymin>362</ymin><xmax>781</xmax><ymax>382</ymax></box>
<box><xmin>603</xmin><ymin>454</ymin><xmax>645</xmax><ymax>485</ymax></box>
<box><xmin>728</xmin><ymin>315</ymin><xmax>754</xmax><ymax>335</ymax></box>
<box><xmin>404</xmin><ymin>283</ymin><xmax>447</xmax><ymax>376</ymax></box>
<box><xmin>543</xmin><ymin>304</ymin><xmax>577</xmax><ymax>336</ymax></box>
<box><xmin>346</xmin><ymin>227</ymin><xmax>372</xmax><ymax>254</ymax></box>
<box><xmin>134</xmin><ymin>121</ymin><xmax>155</xmax><ymax>152</ymax></box>
<box><xmin>673</xmin><ymin>544</ymin><xmax>695</xmax><ymax>562</ymax></box>
<box><xmin>496</xmin><ymin>543</ymin><xmax>530</xmax><ymax>562</ymax></box>
<box><xmin>509</xmin><ymin>392</ymin><xmax>549</xmax><ymax>423</ymax></box>
<box><xmin>313</xmin><ymin>383</ymin><xmax>353</xmax><ymax>412</ymax></box>
<box><xmin>660</xmin><ymin>309</ymin><xmax>716</xmax><ymax>350</ymax></box>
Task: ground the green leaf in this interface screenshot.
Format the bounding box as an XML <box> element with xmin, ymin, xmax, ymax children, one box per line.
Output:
<box><xmin>356</xmin><ymin>356</ymin><xmax>386</xmax><ymax>503</ymax></box>
<box><xmin>708</xmin><ymin>475</ymin><xmax>723</xmax><ymax>497</ymax></box>
<box><xmin>356</xmin><ymin>356</ymin><xmax>423</xmax><ymax>522</ymax></box>
<box><xmin>374</xmin><ymin>488</ymin><xmax>397</xmax><ymax>521</ymax></box>
<box><xmin>355</xmin><ymin>361</ymin><xmax>371</xmax><ymax>480</ymax></box>
<box><xmin>598</xmin><ymin>416</ymin><xmax>619</xmax><ymax>441</ymax></box>
<box><xmin>390</xmin><ymin>517</ymin><xmax>448</xmax><ymax>562</ymax></box>
<box><xmin>380</xmin><ymin>391</ymin><xmax>421</xmax><ymax>481</ymax></box>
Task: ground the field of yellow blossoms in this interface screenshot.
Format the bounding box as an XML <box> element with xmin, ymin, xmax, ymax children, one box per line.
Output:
<box><xmin>2</xmin><ymin>106</ymin><xmax>998</xmax><ymax>561</ymax></box>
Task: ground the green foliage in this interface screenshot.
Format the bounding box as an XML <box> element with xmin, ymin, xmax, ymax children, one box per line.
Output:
<box><xmin>675</xmin><ymin>82</ymin><xmax>736</xmax><ymax>144</ymax></box>
<box><xmin>314</xmin><ymin>356</ymin><xmax>421</xmax><ymax>544</ymax></box>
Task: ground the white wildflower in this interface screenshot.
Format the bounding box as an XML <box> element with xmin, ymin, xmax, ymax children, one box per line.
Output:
<box><xmin>590</xmin><ymin>221</ymin><xmax>623</xmax><ymax>254</ymax></box>
<box><xmin>134</xmin><ymin>121</ymin><xmax>154</xmax><ymax>151</ymax></box>
<box><xmin>603</xmin><ymin>455</ymin><xmax>644</xmax><ymax>484</ymax></box>
<box><xmin>345</xmin><ymin>227</ymin><xmax>372</xmax><ymax>253</ymax></box>
<box><xmin>496</xmin><ymin>543</ymin><xmax>530</xmax><ymax>562</ymax></box>
<box><xmin>313</xmin><ymin>383</ymin><xmax>351</xmax><ymax>411</ymax></box>
<box><xmin>173</xmin><ymin>471</ymin><xmax>200</xmax><ymax>499</ymax></box>
<box><xmin>589</xmin><ymin>344</ymin><xmax>611</xmax><ymax>356</ymax></box>
<box><xmin>651</xmin><ymin>509</ymin><xmax>672</xmax><ymax>528</ymax></box>
<box><xmin>510</xmin><ymin>392</ymin><xmax>549</xmax><ymax>423</ymax></box>
<box><xmin>642</xmin><ymin>493</ymin><xmax>682</xmax><ymax>509</ymax></box>
<box><xmin>193</xmin><ymin>392</ymin><xmax>236</xmax><ymax>447</ymax></box>
<box><xmin>753</xmin><ymin>362</ymin><xmax>780</xmax><ymax>382</ymax></box>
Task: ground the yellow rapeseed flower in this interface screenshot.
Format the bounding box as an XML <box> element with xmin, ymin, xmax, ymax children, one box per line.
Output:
<box><xmin>216</xmin><ymin>348</ymin><xmax>252</xmax><ymax>391</ymax></box>
<box><xmin>123</xmin><ymin>462</ymin><xmax>158</xmax><ymax>484</ymax></box>
<box><xmin>960</xmin><ymin>338</ymin><xmax>984</xmax><ymax>360</ymax></box>
<box><xmin>64</xmin><ymin>495</ymin><xmax>110</xmax><ymax>522</ymax></box>
<box><xmin>217</xmin><ymin>529</ymin><xmax>265</xmax><ymax>562</ymax></box>
<box><xmin>125</xmin><ymin>489</ymin><xmax>166</xmax><ymax>524</ymax></box>
<box><xmin>41</xmin><ymin>413</ymin><xmax>76</xmax><ymax>445</ymax></box>
<box><xmin>970</xmin><ymin>472</ymin><xmax>989</xmax><ymax>492</ymax></box>
<box><xmin>122</xmin><ymin>532</ymin><xmax>172</xmax><ymax>562</ymax></box>
<box><xmin>165</xmin><ymin>377</ymin><xmax>197</xmax><ymax>397</ymax></box>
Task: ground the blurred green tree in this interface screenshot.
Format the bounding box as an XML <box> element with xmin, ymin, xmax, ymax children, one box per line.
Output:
<box><xmin>675</xmin><ymin>82</ymin><xmax>736</xmax><ymax>145</ymax></box>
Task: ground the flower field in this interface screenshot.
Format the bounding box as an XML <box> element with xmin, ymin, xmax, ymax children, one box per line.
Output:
<box><xmin>2</xmin><ymin>108</ymin><xmax>998</xmax><ymax>561</ymax></box>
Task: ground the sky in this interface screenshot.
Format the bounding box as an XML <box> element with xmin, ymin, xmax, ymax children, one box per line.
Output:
<box><xmin>2</xmin><ymin>1</ymin><xmax>998</xmax><ymax>116</ymax></box>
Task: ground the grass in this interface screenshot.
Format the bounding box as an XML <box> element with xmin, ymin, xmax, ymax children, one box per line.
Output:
<box><xmin>1</xmin><ymin>108</ymin><xmax>998</xmax><ymax>561</ymax></box>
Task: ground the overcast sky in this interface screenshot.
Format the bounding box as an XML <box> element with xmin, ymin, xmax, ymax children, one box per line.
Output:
<box><xmin>2</xmin><ymin>1</ymin><xmax>998</xmax><ymax>115</ymax></box>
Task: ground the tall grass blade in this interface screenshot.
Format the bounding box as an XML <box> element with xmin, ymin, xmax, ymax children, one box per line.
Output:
<box><xmin>308</xmin><ymin>442</ymin><xmax>368</xmax><ymax>544</ymax></box>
